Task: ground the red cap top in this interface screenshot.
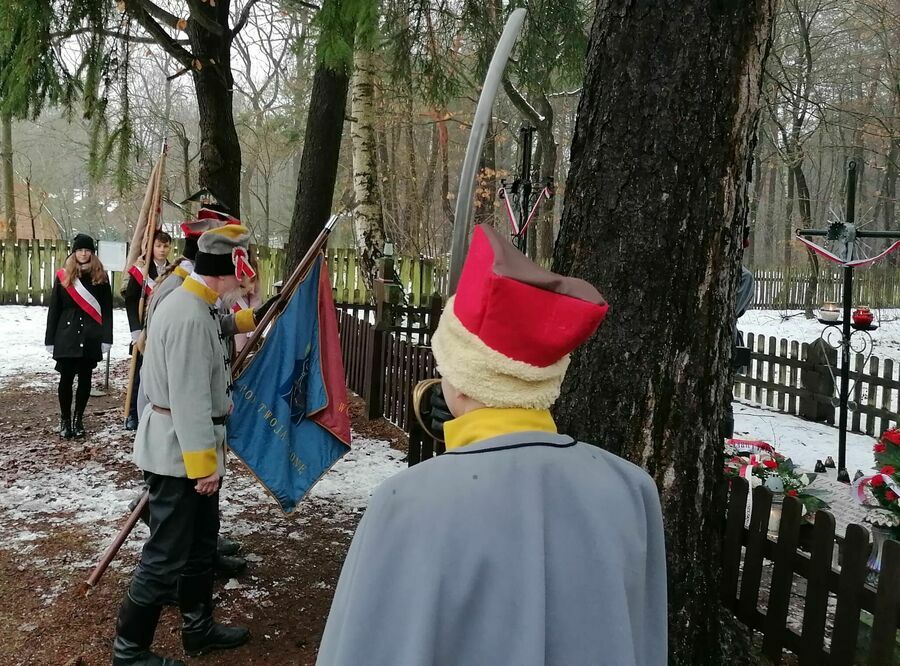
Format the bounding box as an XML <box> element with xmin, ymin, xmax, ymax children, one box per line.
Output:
<box><xmin>180</xmin><ymin>207</ymin><xmax>240</xmax><ymax>238</ymax></box>
<box><xmin>454</xmin><ymin>225</ymin><xmax>608</xmax><ymax>368</ymax></box>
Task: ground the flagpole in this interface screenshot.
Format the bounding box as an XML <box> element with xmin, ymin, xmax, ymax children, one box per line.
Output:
<box><xmin>232</xmin><ymin>213</ymin><xmax>343</xmax><ymax>377</ymax></box>
<box><xmin>123</xmin><ymin>141</ymin><xmax>167</xmax><ymax>418</ymax></box>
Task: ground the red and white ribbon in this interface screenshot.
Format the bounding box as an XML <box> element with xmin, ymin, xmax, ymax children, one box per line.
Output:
<box><xmin>728</xmin><ymin>438</ymin><xmax>775</xmax><ymax>454</ymax></box>
<box><xmin>127</xmin><ymin>264</ymin><xmax>156</xmax><ymax>296</ymax></box>
<box><xmin>232</xmin><ymin>247</ymin><xmax>256</xmax><ymax>280</ymax></box>
<box><xmin>231</xmin><ymin>295</ymin><xmax>249</xmax><ymax>314</ymax></box>
<box><xmin>57</xmin><ymin>268</ymin><xmax>102</xmax><ymax>325</ymax></box>
<box><xmin>851</xmin><ymin>473</ymin><xmax>900</xmax><ymax>504</ymax></box>
<box><xmin>796</xmin><ymin>235</ymin><xmax>900</xmax><ymax>268</ymax></box>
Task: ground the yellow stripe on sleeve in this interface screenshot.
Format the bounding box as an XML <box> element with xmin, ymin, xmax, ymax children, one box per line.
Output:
<box><xmin>182</xmin><ymin>448</ymin><xmax>218</xmax><ymax>479</ymax></box>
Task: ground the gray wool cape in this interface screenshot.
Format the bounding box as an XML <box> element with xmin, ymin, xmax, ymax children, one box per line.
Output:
<box><xmin>317</xmin><ymin>431</ymin><xmax>668</xmax><ymax>666</ymax></box>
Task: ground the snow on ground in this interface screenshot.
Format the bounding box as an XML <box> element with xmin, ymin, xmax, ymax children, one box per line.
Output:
<box><xmin>733</xmin><ymin>400</ymin><xmax>877</xmax><ymax>475</ymax></box>
<box><xmin>0</xmin><ymin>431</ymin><xmax>404</xmax><ymax>604</ymax></box>
<box><xmin>0</xmin><ymin>305</ymin><xmax>132</xmax><ymax>388</ymax></box>
<box><xmin>742</xmin><ymin>308</ymin><xmax>900</xmax><ymax>364</ymax></box>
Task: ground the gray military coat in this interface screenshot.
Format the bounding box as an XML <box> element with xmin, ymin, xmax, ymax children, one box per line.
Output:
<box><xmin>134</xmin><ymin>281</ymin><xmax>231</xmax><ymax>479</ymax></box>
<box><xmin>318</xmin><ymin>432</ymin><xmax>668</xmax><ymax>666</ymax></box>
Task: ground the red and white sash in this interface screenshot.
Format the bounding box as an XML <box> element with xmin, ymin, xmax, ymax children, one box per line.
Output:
<box><xmin>57</xmin><ymin>269</ymin><xmax>102</xmax><ymax>324</ymax></box>
<box><xmin>128</xmin><ymin>264</ymin><xmax>156</xmax><ymax>296</ymax></box>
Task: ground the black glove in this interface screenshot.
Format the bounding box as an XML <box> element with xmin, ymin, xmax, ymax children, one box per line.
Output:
<box><xmin>253</xmin><ymin>295</ymin><xmax>279</xmax><ymax>323</ymax></box>
<box><xmin>429</xmin><ymin>383</ymin><xmax>453</xmax><ymax>439</ymax></box>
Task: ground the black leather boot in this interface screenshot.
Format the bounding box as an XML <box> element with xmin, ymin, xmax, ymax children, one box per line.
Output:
<box><xmin>72</xmin><ymin>412</ymin><xmax>86</xmax><ymax>438</ymax></box>
<box><xmin>124</xmin><ymin>411</ymin><xmax>139</xmax><ymax>431</ymax></box>
<box><xmin>217</xmin><ymin>535</ymin><xmax>241</xmax><ymax>557</ymax></box>
<box><xmin>179</xmin><ymin>571</ymin><xmax>249</xmax><ymax>656</ymax></box>
<box><xmin>214</xmin><ymin>554</ymin><xmax>248</xmax><ymax>579</ymax></box>
<box><xmin>59</xmin><ymin>415</ymin><xmax>74</xmax><ymax>439</ymax></box>
<box><xmin>112</xmin><ymin>593</ymin><xmax>184</xmax><ymax>666</ymax></box>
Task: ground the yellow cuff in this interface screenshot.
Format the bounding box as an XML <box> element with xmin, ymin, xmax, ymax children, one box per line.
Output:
<box><xmin>182</xmin><ymin>448</ymin><xmax>218</xmax><ymax>479</ymax></box>
<box><xmin>235</xmin><ymin>307</ymin><xmax>255</xmax><ymax>334</ymax></box>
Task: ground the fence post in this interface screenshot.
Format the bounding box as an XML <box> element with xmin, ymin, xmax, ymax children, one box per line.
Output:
<box><xmin>366</xmin><ymin>256</ymin><xmax>400</xmax><ymax>420</ymax></box>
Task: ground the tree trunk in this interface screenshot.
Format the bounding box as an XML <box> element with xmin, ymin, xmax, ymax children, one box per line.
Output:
<box><xmin>188</xmin><ymin>2</ymin><xmax>241</xmax><ymax>216</ymax></box>
<box><xmin>551</xmin><ymin>2</ymin><xmax>775</xmax><ymax>662</ymax></box>
<box><xmin>783</xmin><ymin>161</ymin><xmax>795</xmax><ymax>270</ymax></box>
<box><xmin>884</xmin><ymin>137</ymin><xmax>898</xmax><ymax>231</ymax></box>
<box><xmin>536</xmin><ymin>94</ymin><xmax>557</xmax><ymax>264</ymax></box>
<box><xmin>1</xmin><ymin>112</ymin><xmax>15</xmax><ymax>240</ymax></box>
<box><xmin>473</xmin><ymin>117</ymin><xmax>497</xmax><ymax>230</ymax></box>
<box><xmin>350</xmin><ymin>47</ymin><xmax>386</xmax><ymax>293</ymax></box>
<box><xmin>793</xmin><ymin>162</ymin><xmax>817</xmax><ymax>317</ymax></box>
<box><xmin>179</xmin><ymin>132</ymin><xmax>192</xmax><ymax>199</ymax></box>
<box><xmin>762</xmin><ymin>159</ymin><xmax>778</xmax><ymax>265</ymax></box>
<box><xmin>284</xmin><ymin>63</ymin><xmax>351</xmax><ymax>271</ymax></box>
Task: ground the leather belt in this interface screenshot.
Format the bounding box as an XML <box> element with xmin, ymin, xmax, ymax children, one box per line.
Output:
<box><xmin>151</xmin><ymin>404</ymin><xmax>227</xmax><ymax>425</ymax></box>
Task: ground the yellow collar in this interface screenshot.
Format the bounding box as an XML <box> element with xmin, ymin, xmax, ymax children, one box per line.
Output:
<box><xmin>174</xmin><ymin>265</ymin><xmax>190</xmax><ymax>279</ymax></box>
<box><xmin>182</xmin><ymin>275</ymin><xmax>219</xmax><ymax>305</ymax></box>
<box><xmin>444</xmin><ymin>408</ymin><xmax>558</xmax><ymax>451</ymax></box>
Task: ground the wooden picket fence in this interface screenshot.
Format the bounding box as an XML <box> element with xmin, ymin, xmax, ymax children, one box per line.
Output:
<box><xmin>724</xmin><ymin>477</ymin><xmax>900</xmax><ymax>664</ymax></box>
<box><xmin>335</xmin><ymin>297</ymin><xmax>441</xmax><ymax>433</ymax></box>
<box><xmin>753</xmin><ymin>266</ymin><xmax>900</xmax><ymax>311</ymax></box>
<box><xmin>735</xmin><ymin>332</ymin><xmax>900</xmax><ymax>436</ymax></box>
<box><xmin>4</xmin><ymin>240</ymin><xmax>898</xmax><ymax>310</ymax></box>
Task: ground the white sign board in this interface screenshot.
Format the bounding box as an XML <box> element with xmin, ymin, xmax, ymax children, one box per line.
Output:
<box><xmin>98</xmin><ymin>240</ymin><xmax>128</xmax><ymax>272</ymax></box>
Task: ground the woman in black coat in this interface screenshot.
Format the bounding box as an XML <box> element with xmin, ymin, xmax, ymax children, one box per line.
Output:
<box><xmin>45</xmin><ymin>234</ymin><xmax>113</xmax><ymax>438</ymax></box>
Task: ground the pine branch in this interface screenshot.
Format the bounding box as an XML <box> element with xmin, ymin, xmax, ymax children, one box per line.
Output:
<box><xmin>124</xmin><ymin>0</ymin><xmax>196</xmax><ymax>69</ymax></box>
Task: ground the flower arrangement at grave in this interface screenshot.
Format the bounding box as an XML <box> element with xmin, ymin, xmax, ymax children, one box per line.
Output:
<box><xmin>852</xmin><ymin>428</ymin><xmax>900</xmax><ymax>539</ymax></box>
<box><xmin>723</xmin><ymin>439</ymin><xmax>829</xmax><ymax>515</ymax></box>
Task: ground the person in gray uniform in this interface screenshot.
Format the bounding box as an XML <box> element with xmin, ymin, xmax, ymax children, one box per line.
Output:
<box><xmin>318</xmin><ymin>224</ymin><xmax>667</xmax><ymax>666</ymax></box>
<box><xmin>111</xmin><ymin>225</ymin><xmax>254</xmax><ymax>666</ymax></box>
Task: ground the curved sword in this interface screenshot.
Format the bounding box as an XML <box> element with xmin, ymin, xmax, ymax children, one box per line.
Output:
<box><xmin>447</xmin><ymin>8</ymin><xmax>527</xmax><ymax>294</ymax></box>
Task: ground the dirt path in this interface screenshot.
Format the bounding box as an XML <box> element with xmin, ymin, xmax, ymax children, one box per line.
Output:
<box><xmin>0</xmin><ymin>363</ymin><xmax>406</xmax><ymax>665</ymax></box>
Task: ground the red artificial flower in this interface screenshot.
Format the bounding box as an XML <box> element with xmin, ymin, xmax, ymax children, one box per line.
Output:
<box><xmin>871</xmin><ymin>475</ymin><xmax>885</xmax><ymax>488</ymax></box>
<box><xmin>787</xmin><ymin>489</ymin><xmax>799</xmax><ymax>497</ymax></box>
<box><xmin>881</xmin><ymin>465</ymin><xmax>896</xmax><ymax>476</ymax></box>
<box><xmin>763</xmin><ymin>459</ymin><xmax>778</xmax><ymax>469</ymax></box>
<box><xmin>874</xmin><ymin>443</ymin><xmax>887</xmax><ymax>454</ymax></box>
<box><xmin>883</xmin><ymin>429</ymin><xmax>900</xmax><ymax>446</ymax></box>
<box><xmin>886</xmin><ymin>490</ymin><xmax>898</xmax><ymax>502</ymax></box>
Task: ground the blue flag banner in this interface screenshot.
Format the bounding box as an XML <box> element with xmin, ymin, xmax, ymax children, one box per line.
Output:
<box><xmin>228</xmin><ymin>256</ymin><xmax>351</xmax><ymax>513</ymax></box>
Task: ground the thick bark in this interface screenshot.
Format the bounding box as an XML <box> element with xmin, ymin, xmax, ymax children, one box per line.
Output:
<box><xmin>188</xmin><ymin>1</ymin><xmax>241</xmax><ymax>216</ymax></box>
<box><xmin>1</xmin><ymin>112</ymin><xmax>15</xmax><ymax>240</ymax></box>
<box><xmin>551</xmin><ymin>2</ymin><xmax>775</xmax><ymax>662</ymax></box>
<box><xmin>350</xmin><ymin>47</ymin><xmax>386</xmax><ymax>293</ymax></box>
<box><xmin>284</xmin><ymin>63</ymin><xmax>351</xmax><ymax>270</ymax></box>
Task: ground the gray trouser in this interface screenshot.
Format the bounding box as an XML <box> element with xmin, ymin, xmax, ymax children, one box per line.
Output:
<box><xmin>128</xmin><ymin>472</ymin><xmax>219</xmax><ymax>607</ymax></box>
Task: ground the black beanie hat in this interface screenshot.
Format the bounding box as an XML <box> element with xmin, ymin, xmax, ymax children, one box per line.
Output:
<box><xmin>71</xmin><ymin>233</ymin><xmax>96</xmax><ymax>253</ymax></box>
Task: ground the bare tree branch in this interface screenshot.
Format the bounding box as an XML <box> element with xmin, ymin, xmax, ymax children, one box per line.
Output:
<box><xmin>140</xmin><ymin>0</ymin><xmax>187</xmax><ymax>32</ymax></box>
<box><xmin>49</xmin><ymin>26</ymin><xmax>188</xmax><ymax>46</ymax></box>
<box><xmin>232</xmin><ymin>0</ymin><xmax>265</xmax><ymax>38</ymax></box>
<box><xmin>124</xmin><ymin>0</ymin><xmax>196</xmax><ymax>69</ymax></box>
<box><xmin>185</xmin><ymin>0</ymin><xmax>227</xmax><ymax>36</ymax></box>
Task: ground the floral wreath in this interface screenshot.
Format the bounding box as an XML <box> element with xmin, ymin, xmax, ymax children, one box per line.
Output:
<box><xmin>724</xmin><ymin>439</ymin><xmax>829</xmax><ymax>515</ymax></box>
<box><xmin>852</xmin><ymin>428</ymin><xmax>900</xmax><ymax>538</ymax></box>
